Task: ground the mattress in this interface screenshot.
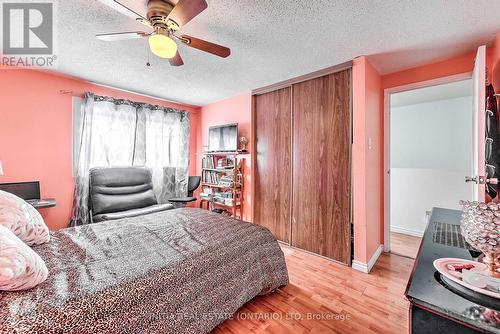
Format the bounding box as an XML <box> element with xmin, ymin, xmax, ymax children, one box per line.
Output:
<box><xmin>0</xmin><ymin>208</ymin><xmax>289</xmax><ymax>334</ymax></box>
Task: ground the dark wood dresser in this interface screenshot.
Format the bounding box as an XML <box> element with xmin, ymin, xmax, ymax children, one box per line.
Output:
<box><xmin>405</xmin><ymin>208</ymin><xmax>500</xmax><ymax>334</ymax></box>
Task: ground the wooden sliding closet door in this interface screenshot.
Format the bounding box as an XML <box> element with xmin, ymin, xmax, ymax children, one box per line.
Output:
<box><xmin>291</xmin><ymin>69</ymin><xmax>351</xmax><ymax>263</ymax></box>
<box><xmin>254</xmin><ymin>88</ymin><xmax>292</xmax><ymax>243</ymax></box>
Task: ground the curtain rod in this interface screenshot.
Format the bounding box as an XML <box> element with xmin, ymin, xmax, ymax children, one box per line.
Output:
<box><xmin>59</xmin><ymin>90</ymin><xmax>190</xmax><ymax>115</ymax></box>
<box><xmin>57</xmin><ymin>85</ymin><xmax>200</xmax><ymax>109</ymax></box>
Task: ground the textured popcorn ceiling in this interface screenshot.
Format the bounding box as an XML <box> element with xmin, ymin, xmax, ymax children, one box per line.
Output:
<box><xmin>57</xmin><ymin>0</ymin><xmax>500</xmax><ymax>106</ymax></box>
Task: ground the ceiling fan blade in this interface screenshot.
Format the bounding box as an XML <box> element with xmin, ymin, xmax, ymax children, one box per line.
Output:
<box><xmin>96</xmin><ymin>31</ymin><xmax>149</xmax><ymax>41</ymax></box>
<box><xmin>180</xmin><ymin>35</ymin><xmax>231</xmax><ymax>58</ymax></box>
<box><xmin>169</xmin><ymin>51</ymin><xmax>184</xmax><ymax>67</ymax></box>
<box><xmin>99</xmin><ymin>0</ymin><xmax>148</xmax><ymax>20</ymax></box>
<box><xmin>167</xmin><ymin>0</ymin><xmax>208</xmax><ymax>28</ymax></box>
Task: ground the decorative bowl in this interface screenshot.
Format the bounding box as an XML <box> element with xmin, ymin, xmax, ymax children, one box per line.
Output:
<box><xmin>460</xmin><ymin>200</ymin><xmax>500</xmax><ymax>277</ymax></box>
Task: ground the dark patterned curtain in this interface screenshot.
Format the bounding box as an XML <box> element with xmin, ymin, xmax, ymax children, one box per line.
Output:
<box><xmin>69</xmin><ymin>93</ymin><xmax>190</xmax><ymax>227</ymax></box>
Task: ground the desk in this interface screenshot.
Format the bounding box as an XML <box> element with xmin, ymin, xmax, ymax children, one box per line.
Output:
<box><xmin>405</xmin><ymin>208</ymin><xmax>500</xmax><ymax>334</ymax></box>
<box><xmin>27</xmin><ymin>198</ymin><xmax>56</xmax><ymax>209</ymax></box>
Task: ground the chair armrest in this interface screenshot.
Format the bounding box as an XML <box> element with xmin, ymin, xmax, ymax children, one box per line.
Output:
<box><xmin>92</xmin><ymin>203</ymin><xmax>175</xmax><ymax>223</ymax></box>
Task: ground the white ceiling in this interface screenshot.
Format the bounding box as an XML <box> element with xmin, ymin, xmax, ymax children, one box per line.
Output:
<box><xmin>391</xmin><ymin>79</ymin><xmax>472</xmax><ymax>108</ymax></box>
<box><xmin>56</xmin><ymin>0</ymin><xmax>500</xmax><ymax>106</ymax></box>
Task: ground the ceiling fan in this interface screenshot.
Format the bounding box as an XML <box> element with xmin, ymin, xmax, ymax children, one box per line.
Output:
<box><xmin>96</xmin><ymin>0</ymin><xmax>231</xmax><ymax>66</ymax></box>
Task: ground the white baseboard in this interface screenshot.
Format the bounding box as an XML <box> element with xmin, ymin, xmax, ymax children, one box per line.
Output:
<box><xmin>352</xmin><ymin>245</ymin><xmax>384</xmax><ymax>273</ymax></box>
<box><xmin>352</xmin><ymin>261</ymin><xmax>369</xmax><ymax>273</ymax></box>
<box><xmin>390</xmin><ymin>226</ymin><xmax>424</xmax><ymax>237</ymax></box>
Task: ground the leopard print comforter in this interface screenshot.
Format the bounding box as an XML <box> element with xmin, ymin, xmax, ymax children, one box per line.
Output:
<box><xmin>0</xmin><ymin>208</ymin><xmax>289</xmax><ymax>333</ymax></box>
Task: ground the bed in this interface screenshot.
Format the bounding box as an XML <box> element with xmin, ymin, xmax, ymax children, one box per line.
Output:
<box><xmin>0</xmin><ymin>208</ymin><xmax>289</xmax><ymax>334</ymax></box>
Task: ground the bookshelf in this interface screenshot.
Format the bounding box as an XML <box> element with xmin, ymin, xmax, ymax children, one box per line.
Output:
<box><xmin>199</xmin><ymin>151</ymin><xmax>246</xmax><ymax>219</ymax></box>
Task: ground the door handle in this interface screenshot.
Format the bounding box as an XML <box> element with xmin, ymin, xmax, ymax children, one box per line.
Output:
<box><xmin>465</xmin><ymin>176</ymin><xmax>478</xmax><ymax>183</ymax></box>
<box><xmin>465</xmin><ymin>176</ymin><xmax>486</xmax><ymax>184</ymax></box>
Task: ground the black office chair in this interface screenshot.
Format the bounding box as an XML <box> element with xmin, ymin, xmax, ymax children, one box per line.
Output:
<box><xmin>168</xmin><ymin>176</ymin><xmax>201</xmax><ymax>207</ymax></box>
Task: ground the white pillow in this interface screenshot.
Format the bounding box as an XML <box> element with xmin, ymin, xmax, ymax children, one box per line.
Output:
<box><xmin>0</xmin><ymin>225</ymin><xmax>48</xmax><ymax>291</ymax></box>
<box><xmin>0</xmin><ymin>190</ymin><xmax>50</xmax><ymax>246</ymax></box>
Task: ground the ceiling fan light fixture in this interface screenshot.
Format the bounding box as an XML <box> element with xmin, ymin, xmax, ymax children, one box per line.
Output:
<box><xmin>97</xmin><ymin>0</ymin><xmax>229</xmax><ymax>65</ymax></box>
<box><xmin>149</xmin><ymin>32</ymin><xmax>177</xmax><ymax>59</ymax></box>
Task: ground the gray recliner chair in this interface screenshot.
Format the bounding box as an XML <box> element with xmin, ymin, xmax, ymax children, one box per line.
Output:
<box><xmin>89</xmin><ymin>166</ymin><xmax>174</xmax><ymax>223</ymax></box>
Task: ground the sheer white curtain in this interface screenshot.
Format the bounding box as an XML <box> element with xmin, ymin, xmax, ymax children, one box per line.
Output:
<box><xmin>70</xmin><ymin>93</ymin><xmax>190</xmax><ymax>226</ymax></box>
<box><xmin>135</xmin><ymin>105</ymin><xmax>190</xmax><ymax>203</ymax></box>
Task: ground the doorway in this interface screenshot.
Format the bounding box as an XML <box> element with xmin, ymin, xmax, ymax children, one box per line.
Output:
<box><xmin>385</xmin><ymin>76</ymin><xmax>474</xmax><ymax>258</ymax></box>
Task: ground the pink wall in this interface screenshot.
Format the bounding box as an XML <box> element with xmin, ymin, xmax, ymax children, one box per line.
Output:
<box><xmin>196</xmin><ymin>91</ymin><xmax>253</xmax><ymax>221</ymax></box>
<box><xmin>365</xmin><ymin>60</ymin><xmax>384</xmax><ymax>263</ymax></box>
<box><xmin>352</xmin><ymin>56</ymin><xmax>383</xmax><ymax>264</ymax></box>
<box><xmin>381</xmin><ymin>51</ymin><xmax>475</xmax><ymax>90</ymax></box>
<box><xmin>0</xmin><ymin>69</ymin><xmax>200</xmax><ymax>230</ymax></box>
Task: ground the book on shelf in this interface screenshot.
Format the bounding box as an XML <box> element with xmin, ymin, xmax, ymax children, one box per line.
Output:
<box><xmin>202</xmin><ymin>156</ymin><xmax>216</xmax><ymax>169</ymax></box>
<box><xmin>212</xmin><ymin>198</ymin><xmax>239</xmax><ymax>206</ymax></box>
<box><xmin>200</xmin><ymin>193</ymin><xmax>213</xmax><ymax>200</ymax></box>
<box><xmin>202</xmin><ymin>188</ymin><xmax>214</xmax><ymax>194</ymax></box>
<box><xmin>214</xmin><ymin>191</ymin><xmax>233</xmax><ymax>199</ymax></box>
<box><xmin>212</xmin><ymin>192</ymin><xmax>235</xmax><ymax>206</ymax></box>
<box><xmin>202</xmin><ymin>155</ymin><xmax>235</xmax><ymax>170</ymax></box>
<box><xmin>218</xmin><ymin>175</ymin><xmax>234</xmax><ymax>188</ymax></box>
<box><xmin>202</xmin><ymin>171</ymin><xmax>241</xmax><ymax>187</ymax></box>
<box><xmin>215</xmin><ymin>166</ymin><xmax>234</xmax><ymax>170</ymax></box>
<box><xmin>202</xmin><ymin>170</ymin><xmax>224</xmax><ymax>184</ymax></box>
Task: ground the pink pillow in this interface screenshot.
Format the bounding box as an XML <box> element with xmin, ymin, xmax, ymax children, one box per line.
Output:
<box><xmin>0</xmin><ymin>225</ymin><xmax>48</xmax><ymax>291</ymax></box>
<box><xmin>0</xmin><ymin>190</ymin><xmax>50</xmax><ymax>246</ymax></box>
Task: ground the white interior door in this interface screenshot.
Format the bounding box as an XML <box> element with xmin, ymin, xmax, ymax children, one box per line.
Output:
<box><xmin>470</xmin><ymin>45</ymin><xmax>486</xmax><ymax>201</ymax></box>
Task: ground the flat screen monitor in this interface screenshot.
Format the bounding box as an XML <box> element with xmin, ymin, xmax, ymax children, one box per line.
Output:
<box><xmin>0</xmin><ymin>181</ymin><xmax>40</xmax><ymax>200</ymax></box>
<box><xmin>208</xmin><ymin>123</ymin><xmax>238</xmax><ymax>152</ymax></box>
